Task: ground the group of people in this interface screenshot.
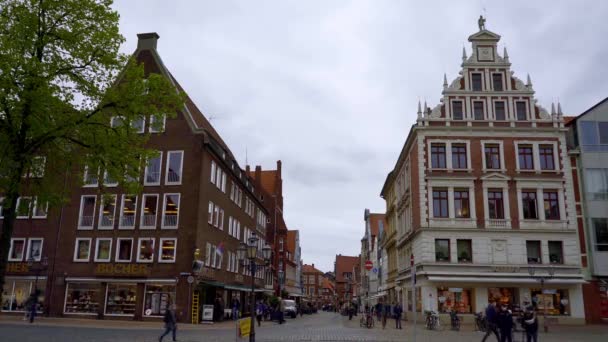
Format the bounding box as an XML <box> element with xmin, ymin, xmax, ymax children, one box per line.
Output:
<box><xmin>482</xmin><ymin>300</ymin><xmax>539</xmax><ymax>342</ymax></box>
<box><xmin>364</xmin><ymin>300</ymin><xmax>403</xmax><ymax>329</ymax></box>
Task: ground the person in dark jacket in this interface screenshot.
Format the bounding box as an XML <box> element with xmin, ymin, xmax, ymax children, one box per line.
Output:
<box><xmin>393</xmin><ymin>302</ymin><xmax>403</xmax><ymax>329</ymax></box>
<box><xmin>522</xmin><ymin>306</ymin><xmax>538</xmax><ymax>342</ymax></box>
<box><xmin>382</xmin><ymin>301</ymin><xmax>391</xmax><ymax>329</ymax></box>
<box><xmin>482</xmin><ymin>301</ymin><xmax>500</xmax><ymax>342</ymax></box>
<box><xmin>375</xmin><ymin>301</ymin><xmax>383</xmax><ymax>322</ymax></box>
<box><xmin>497</xmin><ymin>305</ymin><xmax>513</xmax><ymax>342</ymax></box>
<box><xmin>159</xmin><ymin>304</ymin><xmax>177</xmax><ymax>342</ymax></box>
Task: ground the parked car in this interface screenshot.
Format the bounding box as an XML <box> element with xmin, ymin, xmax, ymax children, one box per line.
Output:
<box><xmin>283</xmin><ymin>299</ymin><xmax>297</xmax><ymax>318</ymax></box>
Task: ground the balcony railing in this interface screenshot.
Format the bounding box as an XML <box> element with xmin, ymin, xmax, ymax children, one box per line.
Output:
<box><xmin>145</xmin><ymin>171</ymin><xmax>160</xmax><ymax>184</ymax></box>
<box><xmin>119</xmin><ymin>215</ymin><xmax>135</xmax><ymax>228</ymax></box>
<box><xmin>141</xmin><ymin>214</ymin><xmax>156</xmax><ymax>228</ymax></box>
<box><xmin>486</xmin><ymin>218</ymin><xmax>509</xmax><ymax>228</ymax></box>
<box><xmin>79</xmin><ymin>215</ymin><xmax>94</xmax><ymax>228</ymax></box>
<box><xmin>166</xmin><ymin>171</ymin><xmax>181</xmax><ymax>183</ymax></box>
<box><xmin>163</xmin><ymin>214</ymin><xmax>178</xmax><ymax>228</ymax></box>
<box><xmin>99</xmin><ymin>215</ymin><xmax>114</xmax><ymax>228</ymax></box>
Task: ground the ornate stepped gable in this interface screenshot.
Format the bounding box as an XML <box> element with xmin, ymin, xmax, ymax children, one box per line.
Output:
<box><xmin>418</xmin><ymin>20</ymin><xmax>564</xmax><ymax>128</ymax></box>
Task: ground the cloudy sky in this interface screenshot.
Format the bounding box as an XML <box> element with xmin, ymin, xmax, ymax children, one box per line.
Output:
<box><xmin>114</xmin><ymin>0</ymin><xmax>608</xmax><ymax>272</ymax></box>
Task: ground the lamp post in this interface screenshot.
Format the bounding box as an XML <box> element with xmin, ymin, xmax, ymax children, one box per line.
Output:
<box><xmin>27</xmin><ymin>255</ymin><xmax>48</xmax><ymax>316</ymax></box>
<box><xmin>237</xmin><ymin>232</ymin><xmax>272</xmax><ymax>342</ymax></box>
<box><xmin>528</xmin><ymin>266</ymin><xmax>555</xmax><ymax>333</ymax></box>
<box><xmin>278</xmin><ymin>269</ymin><xmax>284</xmax><ymax>297</ymax></box>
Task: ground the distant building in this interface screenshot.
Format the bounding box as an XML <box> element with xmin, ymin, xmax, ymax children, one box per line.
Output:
<box><xmin>302</xmin><ymin>264</ymin><xmax>324</xmax><ymax>307</ymax></box>
<box><xmin>334</xmin><ymin>254</ymin><xmax>360</xmax><ymax>307</ymax></box>
<box><xmin>359</xmin><ymin>209</ymin><xmax>386</xmax><ymax>305</ymax></box>
<box><xmin>284</xmin><ymin>230</ymin><xmax>303</xmax><ymax>300</ymax></box>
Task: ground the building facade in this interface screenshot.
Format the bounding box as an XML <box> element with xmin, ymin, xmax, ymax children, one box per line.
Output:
<box><xmin>2</xmin><ymin>32</ymin><xmax>273</xmax><ymax>323</ymax></box>
<box><xmin>302</xmin><ymin>264</ymin><xmax>324</xmax><ymax>307</ymax></box>
<box><xmin>381</xmin><ymin>22</ymin><xmax>585</xmax><ymax>323</ymax></box>
<box><xmin>334</xmin><ymin>254</ymin><xmax>359</xmax><ymax>308</ymax></box>
<box><xmin>359</xmin><ymin>209</ymin><xmax>385</xmax><ymax>305</ymax></box>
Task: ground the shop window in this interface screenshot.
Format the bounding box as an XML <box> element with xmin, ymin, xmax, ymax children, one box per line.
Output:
<box><xmin>543</xmin><ymin>191</ymin><xmax>560</xmax><ymax>220</ymax></box>
<box><xmin>473</xmin><ymin>101</ymin><xmax>485</xmax><ymax>120</ymax></box>
<box><xmin>162</xmin><ymin>193</ymin><xmax>180</xmax><ymax>228</ymax></box>
<box><xmin>26</xmin><ymin>238</ymin><xmax>43</xmax><ymax>261</ymax></box>
<box><xmin>8</xmin><ymin>238</ymin><xmax>25</xmax><ymax>261</ymax></box>
<box><xmin>105</xmin><ymin>283</ymin><xmax>137</xmax><ymax>316</ymax></box>
<box><xmin>584</xmin><ymin>169</ymin><xmax>608</xmax><ymax>200</ymax></box>
<box><xmin>137</xmin><ymin>238</ymin><xmax>155</xmax><ymax>263</ymax></box>
<box><xmin>531</xmin><ymin>289</ymin><xmax>570</xmax><ymax>315</ymax></box>
<box><xmin>548</xmin><ymin>241</ymin><xmax>563</xmax><ymax>264</ymax></box>
<box><xmin>452</xmin><ymin>101</ymin><xmax>463</xmax><ymax>120</ymax></box>
<box><xmin>432</xmin><ymin>189</ymin><xmax>449</xmax><ymax>218</ymax></box>
<box><xmin>159</xmin><ymin>238</ymin><xmax>177</xmax><ymax>263</ymax></box>
<box><xmin>116</xmin><ymin>238</ymin><xmax>133</xmax><ymax>262</ymax></box>
<box><xmin>457</xmin><ymin>239</ymin><xmax>472</xmax><ymax>263</ymax></box>
<box><xmin>454</xmin><ymin>189</ymin><xmax>470</xmax><ymax>218</ymax></box>
<box><xmin>144</xmin><ymin>285</ymin><xmax>176</xmax><ymax>317</ymax></box>
<box><xmin>492</xmin><ymin>73</ymin><xmax>503</xmax><ymax>91</ymax></box>
<box><xmin>522</xmin><ymin>191</ymin><xmax>538</xmax><ymax>219</ymax></box>
<box><xmin>140</xmin><ymin>194</ymin><xmax>159</xmax><ymax>229</ymax></box>
<box><xmin>95</xmin><ymin>238</ymin><xmax>112</xmax><ymax>262</ymax></box>
<box><xmin>78</xmin><ymin>195</ymin><xmax>96</xmax><ymax>229</ymax></box>
<box><xmin>98</xmin><ymin>195</ymin><xmax>117</xmax><ymax>229</ymax></box>
<box><xmin>451</xmin><ymin>144</ymin><xmax>467</xmax><ymax>169</ymax></box>
<box><xmin>488</xmin><ymin>287</ymin><xmax>517</xmax><ymax>307</ymax></box>
<box><xmin>144</xmin><ymin>151</ymin><xmax>162</xmax><ymax>186</ymax></box>
<box><xmin>16</xmin><ymin>197</ymin><xmax>32</xmax><ymax>218</ymax></box>
<box><xmin>518</xmin><ymin>145</ymin><xmax>534</xmax><ymax>170</ymax></box>
<box><xmin>435</xmin><ymin>239</ymin><xmax>450</xmax><ymax>262</ymax></box>
<box><xmin>516</xmin><ymin>101</ymin><xmax>527</xmax><ymax>121</ymax></box>
<box><xmin>438</xmin><ymin>287</ymin><xmax>473</xmax><ymax>313</ymax></box>
<box><xmin>165</xmin><ymin>151</ymin><xmax>183</xmax><ymax>185</ymax></box>
<box><xmin>526</xmin><ymin>240</ymin><xmax>542</xmax><ymax>264</ymax></box>
<box><xmin>2</xmin><ymin>280</ymin><xmax>45</xmax><ymax>312</ymax></box>
<box><xmin>539</xmin><ymin>145</ymin><xmax>555</xmax><ymax>170</ymax></box>
<box><xmin>484</xmin><ymin>144</ymin><xmax>501</xmax><ymax>169</ymax></box>
<box><xmin>430</xmin><ymin>143</ymin><xmax>447</xmax><ymax>168</ymax></box>
<box><xmin>487</xmin><ymin>189</ymin><xmax>504</xmax><ymax>219</ymax></box>
<box><xmin>74</xmin><ymin>238</ymin><xmax>92</xmax><ymax>262</ymax></box>
<box><xmin>593</xmin><ymin>218</ymin><xmax>608</xmax><ymax>251</ymax></box>
<box><xmin>119</xmin><ymin>195</ymin><xmax>138</xmax><ymax>228</ymax></box>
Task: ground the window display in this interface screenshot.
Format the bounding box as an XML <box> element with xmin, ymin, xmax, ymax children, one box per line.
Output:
<box><xmin>530</xmin><ymin>289</ymin><xmax>570</xmax><ymax>316</ymax></box>
<box><xmin>2</xmin><ymin>280</ymin><xmax>45</xmax><ymax>312</ymax></box>
<box><xmin>437</xmin><ymin>287</ymin><xmax>473</xmax><ymax>313</ymax></box>
<box><xmin>488</xmin><ymin>287</ymin><xmax>518</xmax><ymax>306</ymax></box>
<box><xmin>144</xmin><ymin>284</ymin><xmax>175</xmax><ymax>316</ymax></box>
<box><xmin>64</xmin><ymin>283</ymin><xmax>100</xmax><ymax>314</ymax></box>
<box><xmin>105</xmin><ymin>283</ymin><xmax>137</xmax><ymax>315</ymax></box>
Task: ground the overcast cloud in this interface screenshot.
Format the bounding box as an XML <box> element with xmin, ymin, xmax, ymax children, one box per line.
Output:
<box><xmin>114</xmin><ymin>0</ymin><xmax>608</xmax><ymax>272</ymax></box>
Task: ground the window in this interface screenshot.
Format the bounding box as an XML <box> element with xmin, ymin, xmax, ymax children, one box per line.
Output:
<box><xmin>431</xmin><ymin>144</ymin><xmax>447</xmax><ymax>169</ymax></box>
<box><xmin>543</xmin><ymin>191</ymin><xmax>560</xmax><ymax>220</ymax></box>
<box><xmin>279</xmin><ymin>238</ymin><xmax>284</xmax><ymax>252</ymax></box>
<box><xmin>140</xmin><ymin>194</ymin><xmax>158</xmax><ymax>229</ymax></box>
<box><xmin>8</xmin><ymin>238</ymin><xmax>25</xmax><ymax>261</ymax></box>
<box><xmin>492</xmin><ymin>73</ymin><xmax>503</xmax><ymax>91</ymax></box>
<box><xmin>83</xmin><ymin>166</ymin><xmax>99</xmax><ymax>186</ymax></box>
<box><xmin>473</xmin><ymin>101</ymin><xmax>485</xmax><ymax>120</ymax></box>
<box><xmin>526</xmin><ymin>240</ymin><xmax>541</xmax><ymax>264</ymax></box>
<box><xmin>78</xmin><ymin>195</ymin><xmax>96</xmax><ymax>229</ymax></box>
<box><xmin>451</xmin><ymin>144</ymin><xmax>467</xmax><ymax>169</ymax></box>
<box><xmin>213</xmin><ymin>204</ymin><xmax>219</xmax><ymax>227</ymax></box>
<box><xmin>580</xmin><ymin>121</ymin><xmax>608</xmax><ymax>150</ymax></box>
<box><xmin>137</xmin><ymin>238</ymin><xmax>155</xmax><ymax>263</ymax></box>
<box><xmin>162</xmin><ymin>193</ymin><xmax>180</xmax><ymax>228</ymax></box>
<box><xmin>522</xmin><ymin>191</ymin><xmax>538</xmax><ymax>219</ymax></box>
<box><xmin>116</xmin><ymin>238</ymin><xmax>133</xmax><ymax>262</ymax></box>
<box><xmin>159</xmin><ymin>238</ymin><xmax>177</xmax><ymax>263</ymax></box>
<box><xmin>131</xmin><ymin>116</ymin><xmax>145</xmax><ymax>133</ymax></box>
<box><xmin>218</xmin><ymin>208</ymin><xmax>225</xmax><ymax>230</ymax></box>
<box><xmin>435</xmin><ymin>239</ymin><xmax>450</xmax><ymax>262</ymax></box>
<box><xmin>98</xmin><ymin>195</ymin><xmax>117</xmax><ymax>229</ymax></box>
<box><xmin>600</xmin><ymin>122</ymin><xmax>608</xmax><ymax>144</ymax></box>
<box><xmin>454</xmin><ymin>190</ymin><xmax>470</xmax><ymax>218</ymax></box>
<box><xmin>28</xmin><ymin>156</ymin><xmax>46</xmax><ymax>178</ymax></box>
<box><xmin>548</xmin><ymin>241</ymin><xmax>563</xmax><ymax>264</ymax></box>
<box><xmin>149</xmin><ymin>114</ymin><xmax>166</xmax><ymax>133</ymax></box>
<box><xmin>515</xmin><ymin>101</ymin><xmax>527</xmax><ymax>121</ymax></box>
<box><xmin>484</xmin><ymin>144</ymin><xmax>501</xmax><ymax>169</ymax></box>
<box><xmin>110</xmin><ymin>116</ymin><xmax>124</xmax><ymax>128</ymax></box>
<box><xmin>518</xmin><ymin>145</ymin><xmax>534</xmax><ymax>170</ymax></box>
<box><xmin>452</xmin><ymin>101</ymin><xmax>464</xmax><ymax>120</ymax></box>
<box><xmin>472</xmin><ymin>73</ymin><xmax>482</xmax><ymax>91</ymax></box>
<box><xmin>210</xmin><ymin>161</ymin><xmax>217</xmax><ymax>185</ymax></box>
<box><xmin>16</xmin><ymin>197</ymin><xmax>32</xmax><ymax>218</ymax></box>
<box><xmin>487</xmin><ymin>190</ymin><xmax>504</xmax><ymax>219</ymax></box>
<box><xmin>143</xmin><ymin>284</ymin><xmax>175</xmax><ymax>317</ymax></box>
<box><xmin>221</xmin><ymin>171</ymin><xmax>227</xmax><ymax>192</ymax></box>
<box><xmin>432</xmin><ymin>189</ymin><xmax>449</xmax><ymax>218</ymax></box>
<box><xmin>539</xmin><ymin>145</ymin><xmax>555</xmax><ymax>170</ymax></box>
<box><xmin>584</xmin><ymin>169</ymin><xmax>608</xmax><ymax>200</ymax></box>
<box><xmin>205</xmin><ymin>242</ymin><xmax>211</xmax><ymax>266</ymax></box>
<box><xmin>74</xmin><ymin>238</ymin><xmax>91</xmax><ymax>262</ymax></box>
<box><xmin>208</xmin><ymin>202</ymin><xmax>214</xmax><ymax>224</ymax></box>
<box><xmin>494</xmin><ymin>101</ymin><xmax>506</xmax><ymax>120</ymax></box>
<box><xmin>119</xmin><ymin>195</ymin><xmax>138</xmax><ymax>228</ymax></box>
<box><xmin>457</xmin><ymin>239</ymin><xmax>472</xmax><ymax>262</ymax></box>
<box><xmin>94</xmin><ymin>238</ymin><xmax>112</xmax><ymax>262</ymax></box>
<box><xmin>102</xmin><ymin>170</ymin><xmax>118</xmax><ymax>187</ymax></box>
<box><xmin>593</xmin><ymin>218</ymin><xmax>608</xmax><ymax>251</ymax></box>
<box><xmin>165</xmin><ymin>151</ymin><xmax>183</xmax><ymax>185</ymax></box>
<box><xmin>32</xmin><ymin>197</ymin><xmax>48</xmax><ymax>218</ymax></box>
<box><xmin>144</xmin><ymin>152</ymin><xmax>162</xmax><ymax>185</ymax></box>
<box><xmin>26</xmin><ymin>238</ymin><xmax>43</xmax><ymax>261</ymax></box>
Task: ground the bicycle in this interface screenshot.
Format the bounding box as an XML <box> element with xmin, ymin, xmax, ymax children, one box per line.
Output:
<box><xmin>425</xmin><ymin>310</ymin><xmax>441</xmax><ymax>330</ymax></box>
<box><xmin>359</xmin><ymin>311</ymin><xmax>374</xmax><ymax>328</ymax></box>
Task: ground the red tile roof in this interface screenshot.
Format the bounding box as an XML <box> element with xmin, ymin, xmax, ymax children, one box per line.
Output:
<box><xmin>563</xmin><ymin>116</ymin><xmax>577</xmax><ymax>126</ymax></box>
<box><xmin>368</xmin><ymin>213</ymin><xmax>386</xmax><ymax>237</ymax></box>
<box><xmin>302</xmin><ymin>264</ymin><xmax>323</xmax><ymax>274</ymax></box>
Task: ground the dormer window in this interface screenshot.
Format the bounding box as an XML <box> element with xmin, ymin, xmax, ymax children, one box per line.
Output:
<box><xmin>473</xmin><ymin>101</ymin><xmax>485</xmax><ymax>120</ymax></box>
<box><xmin>516</xmin><ymin>101</ymin><xmax>527</xmax><ymax>121</ymax></box>
<box><xmin>494</xmin><ymin>101</ymin><xmax>506</xmax><ymax>120</ymax></box>
<box><xmin>472</xmin><ymin>73</ymin><xmax>483</xmax><ymax>91</ymax></box>
<box><xmin>492</xmin><ymin>73</ymin><xmax>503</xmax><ymax>91</ymax></box>
<box><xmin>452</xmin><ymin>101</ymin><xmax>464</xmax><ymax>120</ymax></box>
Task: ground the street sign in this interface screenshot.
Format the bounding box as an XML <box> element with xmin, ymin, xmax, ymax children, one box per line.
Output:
<box><xmin>372</xmin><ymin>267</ymin><xmax>378</xmax><ymax>274</ymax></box>
<box><xmin>365</xmin><ymin>260</ymin><xmax>373</xmax><ymax>271</ymax></box>
<box><xmin>187</xmin><ymin>275</ymin><xmax>195</xmax><ymax>284</ymax></box>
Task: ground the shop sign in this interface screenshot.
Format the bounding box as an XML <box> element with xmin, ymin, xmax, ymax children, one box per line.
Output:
<box><xmin>94</xmin><ymin>263</ymin><xmax>150</xmax><ymax>276</ymax></box>
<box><xmin>202</xmin><ymin>304</ymin><xmax>214</xmax><ymax>322</ymax></box>
<box><xmin>449</xmin><ymin>288</ymin><xmax>463</xmax><ymax>293</ymax></box>
<box><xmin>6</xmin><ymin>262</ymin><xmax>29</xmax><ymax>273</ymax></box>
<box><xmin>235</xmin><ymin>274</ymin><xmax>244</xmax><ymax>283</ymax></box>
<box><xmin>542</xmin><ymin>289</ymin><xmax>557</xmax><ymax>294</ymax></box>
<box><xmin>491</xmin><ymin>266</ymin><xmax>520</xmax><ymax>273</ymax></box>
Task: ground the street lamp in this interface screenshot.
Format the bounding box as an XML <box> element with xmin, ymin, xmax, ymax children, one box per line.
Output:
<box><xmin>528</xmin><ymin>266</ymin><xmax>556</xmax><ymax>333</ymax></box>
<box><xmin>27</xmin><ymin>255</ymin><xmax>48</xmax><ymax>315</ymax></box>
<box><xmin>237</xmin><ymin>232</ymin><xmax>272</xmax><ymax>342</ymax></box>
<box><xmin>278</xmin><ymin>269</ymin><xmax>285</xmax><ymax>297</ymax></box>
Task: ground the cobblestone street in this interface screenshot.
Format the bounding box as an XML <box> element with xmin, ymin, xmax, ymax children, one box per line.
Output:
<box><xmin>1</xmin><ymin>312</ymin><xmax>607</xmax><ymax>342</ymax></box>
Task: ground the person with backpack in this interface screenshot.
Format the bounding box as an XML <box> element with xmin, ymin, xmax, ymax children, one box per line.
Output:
<box><xmin>523</xmin><ymin>306</ymin><xmax>538</xmax><ymax>342</ymax></box>
<box><xmin>159</xmin><ymin>304</ymin><xmax>177</xmax><ymax>342</ymax></box>
<box><xmin>497</xmin><ymin>304</ymin><xmax>513</xmax><ymax>342</ymax></box>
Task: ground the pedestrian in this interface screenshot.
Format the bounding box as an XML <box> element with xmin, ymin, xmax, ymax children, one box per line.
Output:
<box><xmin>382</xmin><ymin>301</ymin><xmax>391</xmax><ymax>329</ymax></box>
<box><xmin>393</xmin><ymin>301</ymin><xmax>403</xmax><ymax>329</ymax></box>
<box><xmin>27</xmin><ymin>291</ymin><xmax>39</xmax><ymax>323</ymax></box>
<box><xmin>522</xmin><ymin>306</ymin><xmax>538</xmax><ymax>342</ymax></box>
<box><xmin>348</xmin><ymin>303</ymin><xmax>354</xmax><ymax>320</ymax></box>
<box><xmin>375</xmin><ymin>301</ymin><xmax>383</xmax><ymax>323</ymax></box>
<box><xmin>279</xmin><ymin>298</ymin><xmax>286</xmax><ymax>324</ymax></box>
<box><xmin>497</xmin><ymin>304</ymin><xmax>513</xmax><ymax>342</ymax></box>
<box><xmin>213</xmin><ymin>296</ymin><xmax>221</xmax><ymax>321</ymax></box>
<box><xmin>256</xmin><ymin>301</ymin><xmax>264</xmax><ymax>327</ymax></box>
<box><xmin>232</xmin><ymin>297</ymin><xmax>240</xmax><ymax>321</ymax></box>
<box><xmin>159</xmin><ymin>304</ymin><xmax>177</xmax><ymax>342</ymax></box>
<box><xmin>482</xmin><ymin>301</ymin><xmax>500</xmax><ymax>342</ymax></box>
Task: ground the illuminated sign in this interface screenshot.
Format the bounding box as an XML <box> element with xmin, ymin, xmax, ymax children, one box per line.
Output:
<box><xmin>6</xmin><ymin>263</ymin><xmax>30</xmax><ymax>273</ymax></box>
<box><xmin>94</xmin><ymin>264</ymin><xmax>150</xmax><ymax>276</ymax></box>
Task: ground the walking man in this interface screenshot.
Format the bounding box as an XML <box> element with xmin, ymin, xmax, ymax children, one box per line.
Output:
<box><xmin>497</xmin><ymin>304</ymin><xmax>513</xmax><ymax>342</ymax></box>
<box><xmin>27</xmin><ymin>292</ymin><xmax>38</xmax><ymax>323</ymax></box>
<box><xmin>523</xmin><ymin>306</ymin><xmax>538</xmax><ymax>342</ymax></box>
<box><xmin>375</xmin><ymin>301</ymin><xmax>383</xmax><ymax>323</ymax></box>
<box><xmin>159</xmin><ymin>304</ymin><xmax>177</xmax><ymax>342</ymax></box>
<box><xmin>482</xmin><ymin>301</ymin><xmax>500</xmax><ymax>342</ymax></box>
<box><xmin>393</xmin><ymin>301</ymin><xmax>403</xmax><ymax>329</ymax></box>
<box><xmin>382</xmin><ymin>301</ymin><xmax>391</xmax><ymax>329</ymax></box>
<box><xmin>256</xmin><ymin>301</ymin><xmax>264</xmax><ymax>327</ymax></box>
<box><xmin>279</xmin><ymin>298</ymin><xmax>286</xmax><ymax>324</ymax></box>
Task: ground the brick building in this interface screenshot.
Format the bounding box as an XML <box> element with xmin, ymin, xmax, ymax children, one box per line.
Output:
<box><xmin>302</xmin><ymin>264</ymin><xmax>324</xmax><ymax>307</ymax></box>
<box><xmin>2</xmin><ymin>32</ymin><xmax>273</xmax><ymax>323</ymax></box>
<box><xmin>381</xmin><ymin>20</ymin><xmax>585</xmax><ymax>323</ymax></box>
<box><xmin>334</xmin><ymin>254</ymin><xmax>359</xmax><ymax>307</ymax></box>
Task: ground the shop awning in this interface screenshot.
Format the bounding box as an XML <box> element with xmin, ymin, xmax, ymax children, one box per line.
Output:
<box><xmin>224</xmin><ymin>284</ymin><xmax>268</xmax><ymax>293</ymax></box>
<box><xmin>288</xmin><ymin>292</ymin><xmax>304</xmax><ymax>297</ymax></box>
<box><xmin>65</xmin><ymin>277</ymin><xmax>176</xmax><ymax>283</ymax></box>
<box><xmin>368</xmin><ymin>291</ymin><xmax>387</xmax><ymax>299</ymax></box>
<box><xmin>200</xmin><ymin>280</ymin><xmax>226</xmax><ymax>287</ymax></box>
<box><xmin>427</xmin><ymin>276</ymin><xmax>586</xmax><ymax>285</ymax></box>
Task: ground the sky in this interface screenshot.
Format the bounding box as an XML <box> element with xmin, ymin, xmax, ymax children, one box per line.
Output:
<box><xmin>113</xmin><ymin>0</ymin><xmax>608</xmax><ymax>272</ymax></box>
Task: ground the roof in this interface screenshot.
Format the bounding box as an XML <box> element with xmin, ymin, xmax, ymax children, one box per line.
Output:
<box><xmin>563</xmin><ymin>116</ymin><xmax>577</xmax><ymax>126</ymax></box>
<box><xmin>335</xmin><ymin>255</ymin><xmax>360</xmax><ymax>283</ymax></box>
<box><xmin>368</xmin><ymin>213</ymin><xmax>386</xmax><ymax>237</ymax></box>
<box><xmin>564</xmin><ymin>97</ymin><xmax>608</xmax><ymax>126</ymax></box>
<box><xmin>302</xmin><ymin>264</ymin><xmax>323</xmax><ymax>274</ymax></box>
<box><xmin>322</xmin><ymin>277</ymin><xmax>335</xmax><ymax>291</ymax></box>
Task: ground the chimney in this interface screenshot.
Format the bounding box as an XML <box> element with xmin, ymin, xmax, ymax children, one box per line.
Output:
<box><xmin>255</xmin><ymin>165</ymin><xmax>262</xmax><ymax>187</ymax></box>
<box><xmin>312</xmin><ymin>263</ymin><xmax>315</xmax><ymax>269</ymax></box>
<box><xmin>276</xmin><ymin>160</ymin><xmax>282</xmax><ymax>178</ymax></box>
<box><xmin>137</xmin><ymin>32</ymin><xmax>160</xmax><ymax>50</ymax></box>
<box><xmin>246</xmin><ymin>165</ymin><xmax>250</xmax><ymax>174</ymax></box>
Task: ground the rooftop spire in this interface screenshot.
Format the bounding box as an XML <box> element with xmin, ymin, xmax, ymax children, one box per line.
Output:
<box><xmin>503</xmin><ymin>46</ymin><xmax>509</xmax><ymax>61</ymax></box>
<box><xmin>551</xmin><ymin>102</ymin><xmax>556</xmax><ymax>116</ymax></box>
<box><xmin>557</xmin><ymin>102</ymin><xmax>563</xmax><ymax>117</ymax></box>
<box><xmin>443</xmin><ymin>73</ymin><xmax>448</xmax><ymax>89</ymax></box>
<box><xmin>417</xmin><ymin>100</ymin><xmax>422</xmax><ymax>119</ymax></box>
<box><xmin>526</xmin><ymin>74</ymin><xmax>533</xmax><ymax>89</ymax></box>
<box><xmin>462</xmin><ymin>46</ymin><xmax>467</xmax><ymax>61</ymax></box>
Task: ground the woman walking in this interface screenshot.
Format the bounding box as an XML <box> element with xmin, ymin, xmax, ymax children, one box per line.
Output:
<box><xmin>159</xmin><ymin>304</ymin><xmax>177</xmax><ymax>342</ymax></box>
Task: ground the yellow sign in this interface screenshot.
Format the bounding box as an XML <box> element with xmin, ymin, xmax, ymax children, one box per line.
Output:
<box><xmin>7</xmin><ymin>263</ymin><xmax>30</xmax><ymax>273</ymax></box>
<box><xmin>94</xmin><ymin>264</ymin><xmax>149</xmax><ymax>275</ymax></box>
<box><xmin>238</xmin><ymin>318</ymin><xmax>251</xmax><ymax>337</ymax></box>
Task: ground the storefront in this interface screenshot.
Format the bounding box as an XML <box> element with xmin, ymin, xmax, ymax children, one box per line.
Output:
<box><xmin>2</xmin><ymin>277</ymin><xmax>46</xmax><ymax>313</ymax></box>
<box><xmin>530</xmin><ymin>288</ymin><xmax>570</xmax><ymax>315</ymax></box>
<box><xmin>488</xmin><ymin>287</ymin><xmax>519</xmax><ymax>306</ymax></box>
<box><xmin>437</xmin><ymin>287</ymin><xmax>474</xmax><ymax>313</ymax></box>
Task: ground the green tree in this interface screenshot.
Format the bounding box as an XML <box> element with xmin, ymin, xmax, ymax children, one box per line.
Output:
<box><xmin>0</xmin><ymin>0</ymin><xmax>184</xmax><ymax>291</ymax></box>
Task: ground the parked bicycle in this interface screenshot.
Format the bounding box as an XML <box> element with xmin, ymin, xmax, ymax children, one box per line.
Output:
<box><xmin>449</xmin><ymin>310</ymin><xmax>460</xmax><ymax>331</ymax></box>
<box><xmin>359</xmin><ymin>311</ymin><xmax>374</xmax><ymax>329</ymax></box>
<box><xmin>475</xmin><ymin>311</ymin><xmax>487</xmax><ymax>332</ymax></box>
<box><xmin>425</xmin><ymin>310</ymin><xmax>441</xmax><ymax>330</ymax></box>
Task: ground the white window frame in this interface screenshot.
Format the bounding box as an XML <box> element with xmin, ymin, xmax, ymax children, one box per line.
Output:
<box><xmin>94</xmin><ymin>238</ymin><xmax>113</xmax><ymax>262</ymax></box>
<box><xmin>136</xmin><ymin>237</ymin><xmax>155</xmax><ymax>263</ymax></box>
<box><xmin>427</xmin><ymin>140</ymin><xmax>472</xmax><ymax>171</ymax></box>
<box><xmin>165</xmin><ymin>150</ymin><xmax>184</xmax><ymax>185</ymax></box>
<box><xmin>491</xmin><ymin>72</ymin><xmax>505</xmax><ymax>91</ymax></box>
<box><xmin>118</xmin><ymin>195</ymin><xmax>138</xmax><ymax>229</ymax></box>
<box><xmin>25</xmin><ymin>238</ymin><xmax>44</xmax><ymax>261</ymax></box>
<box><xmin>115</xmin><ymin>238</ymin><xmax>134</xmax><ymax>263</ymax></box>
<box><xmin>98</xmin><ymin>194</ymin><xmax>117</xmax><ymax>230</ymax></box>
<box><xmin>149</xmin><ymin>114</ymin><xmax>166</xmax><ymax>133</ymax></box>
<box><xmin>161</xmin><ymin>193</ymin><xmax>180</xmax><ymax>229</ymax></box>
<box><xmin>481</xmin><ymin>140</ymin><xmax>506</xmax><ymax>173</ymax></box>
<box><xmin>102</xmin><ymin>170</ymin><xmax>118</xmax><ymax>187</ymax></box>
<box><xmin>471</xmin><ymin>98</ymin><xmax>487</xmax><ymax>121</ymax></box>
<box><xmin>482</xmin><ymin>180</ymin><xmax>511</xmax><ymax>229</ymax></box>
<box><xmin>73</xmin><ymin>238</ymin><xmax>92</xmax><ymax>262</ymax></box>
<box><xmin>78</xmin><ymin>195</ymin><xmax>96</xmax><ymax>230</ymax></box>
<box><xmin>140</xmin><ymin>194</ymin><xmax>159</xmax><ymax>229</ymax></box>
<box><xmin>514</xmin><ymin>141</ymin><xmax>559</xmax><ymax>173</ymax></box>
<box><xmin>32</xmin><ymin>197</ymin><xmax>48</xmax><ymax>219</ymax></box>
<box><xmin>450</xmin><ymin>99</ymin><xmax>465</xmax><ymax>120</ymax></box>
<box><xmin>221</xmin><ymin>171</ymin><xmax>227</xmax><ymax>193</ymax></box>
<box><xmin>16</xmin><ymin>196</ymin><xmax>32</xmax><ymax>219</ymax></box>
<box><xmin>158</xmin><ymin>238</ymin><xmax>177</xmax><ymax>263</ymax></box>
<box><xmin>110</xmin><ymin>116</ymin><xmax>124</xmax><ymax>128</ymax></box>
<box><xmin>471</xmin><ymin>72</ymin><xmax>484</xmax><ymax>91</ymax></box>
<box><xmin>213</xmin><ymin>204</ymin><xmax>219</xmax><ymax>227</ymax></box>
<box><xmin>228</xmin><ymin>216</ymin><xmax>233</xmax><ymax>236</ymax></box>
<box><xmin>426</xmin><ymin>179</ymin><xmax>477</xmax><ymax>228</ymax></box>
<box><xmin>144</xmin><ymin>151</ymin><xmax>163</xmax><ymax>186</ymax></box>
<box><xmin>83</xmin><ymin>165</ymin><xmax>99</xmax><ymax>187</ymax></box>
<box><xmin>8</xmin><ymin>238</ymin><xmax>26</xmax><ymax>261</ymax></box>
<box><xmin>208</xmin><ymin>201</ymin><xmax>214</xmax><ymax>224</ymax></box>
<box><xmin>210</xmin><ymin>161</ymin><xmax>217</xmax><ymax>185</ymax></box>
<box><xmin>218</xmin><ymin>208</ymin><xmax>224</xmax><ymax>230</ymax></box>
<box><xmin>205</xmin><ymin>242</ymin><xmax>211</xmax><ymax>266</ymax></box>
<box><xmin>131</xmin><ymin>116</ymin><xmax>145</xmax><ymax>133</ymax></box>
<box><xmin>491</xmin><ymin>99</ymin><xmax>508</xmax><ymax>120</ymax></box>
<box><xmin>28</xmin><ymin>156</ymin><xmax>46</xmax><ymax>178</ymax></box>
<box><xmin>514</xmin><ymin>100</ymin><xmax>529</xmax><ymax>121</ymax></box>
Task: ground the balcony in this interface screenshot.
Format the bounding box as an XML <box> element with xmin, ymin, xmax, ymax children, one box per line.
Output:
<box><xmin>486</xmin><ymin>218</ymin><xmax>510</xmax><ymax>229</ymax></box>
<box><xmin>119</xmin><ymin>215</ymin><xmax>135</xmax><ymax>228</ymax></box>
<box><xmin>429</xmin><ymin>218</ymin><xmax>477</xmax><ymax>229</ymax></box>
<box><xmin>163</xmin><ymin>214</ymin><xmax>178</xmax><ymax>228</ymax></box>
